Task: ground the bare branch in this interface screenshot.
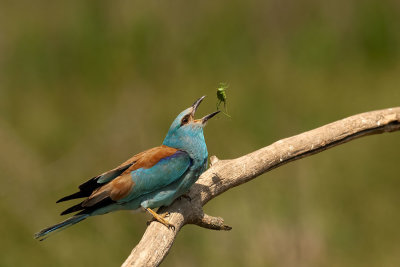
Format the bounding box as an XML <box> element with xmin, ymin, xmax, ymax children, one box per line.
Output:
<box><xmin>193</xmin><ymin>213</ymin><xmax>232</xmax><ymax>231</ymax></box>
<box><xmin>122</xmin><ymin>107</ymin><xmax>400</xmax><ymax>267</ymax></box>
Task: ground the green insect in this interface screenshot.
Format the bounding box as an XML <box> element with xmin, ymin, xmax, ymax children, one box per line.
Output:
<box><xmin>216</xmin><ymin>83</ymin><xmax>231</xmax><ymax>117</ymax></box>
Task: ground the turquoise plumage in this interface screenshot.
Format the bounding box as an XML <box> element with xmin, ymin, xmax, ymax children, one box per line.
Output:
<box><xmin>35</xmin><ymin>96</ymin><xmax>219</xmax><ymax>240</ymax></box>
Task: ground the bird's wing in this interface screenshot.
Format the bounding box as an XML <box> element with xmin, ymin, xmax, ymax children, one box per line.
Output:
<box><xmin>59</xmin><ymin>145</ymin><xmax>191</xmax><ymax>215</ymax></box>
<box><xmin>56</xmin><ymin>145</ymin><xmax>177</xmax><ymax>203</ymax></box>
<box><xmin>119</xmin><ymin>149</ymin><xmax>192</xmax><ymax>202</ymax></box>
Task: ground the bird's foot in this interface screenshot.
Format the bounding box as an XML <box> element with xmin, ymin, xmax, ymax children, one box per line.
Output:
<box><xmin>146</xmin><ymin>211</ymin><xmax>170</xmax><ymax>225</ymax></box>
<box><xmin>145</xmin><ymin>208</ymin><xmax>175</xmax><ymax>230</ymax></box>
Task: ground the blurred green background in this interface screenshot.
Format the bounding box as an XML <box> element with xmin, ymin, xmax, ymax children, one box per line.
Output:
<box><xmin>1</xmin><ymin>0</ymin><xmax>399</xmax><ymax>266</ymax></box>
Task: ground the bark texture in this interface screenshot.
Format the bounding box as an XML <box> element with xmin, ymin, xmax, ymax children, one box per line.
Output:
<box><xmin>122</xmin><ymin>107</ymin><xmax>400</xmax><ymax>267</ymax></box>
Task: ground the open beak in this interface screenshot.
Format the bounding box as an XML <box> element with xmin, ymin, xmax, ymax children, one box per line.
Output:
<box><xmin>191</xmin><ymin>95</ymin><xmax>220</xmax><ymax>125</ymax></box>
<box><xmin>201</xmin><ymin>111</ymin><xmax>220</xmax><ymax>124</ymax></box>
<box><xmin>191</xmin><ymin>95</ymin><xmax>206</xmax><ymax>115</ymax></box>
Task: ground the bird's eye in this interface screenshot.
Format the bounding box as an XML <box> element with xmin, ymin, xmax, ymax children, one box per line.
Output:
<box><xmin>181</xmin><ymin>115</ymin><xmax>190</xmax><ymax>125</ymax></box>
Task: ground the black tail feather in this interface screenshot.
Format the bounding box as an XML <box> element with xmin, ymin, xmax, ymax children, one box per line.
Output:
<box><xmin>61</xmin><ymin>197</ymin><xmax>115</xmax><ymax>216</ymax></box>
<box><xmin>56</xmin><ymin>163</ymin><xmax>133</xmax><ymax>203</ymax></box>
<box><xmin>60</xmin><ymin>201</ymin><xmax>85</xmax><ymax>215</ymax></box>
<box><xmin>57</xmin><ymin>191</ymin><xmax>88</xmax><ymax>203</ymax></box>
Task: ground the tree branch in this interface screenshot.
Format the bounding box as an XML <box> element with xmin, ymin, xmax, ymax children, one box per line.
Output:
<box><xmin>122</xmin><ymin>107</ymin><xmax>400</xmax><ymax>267</ymax></box>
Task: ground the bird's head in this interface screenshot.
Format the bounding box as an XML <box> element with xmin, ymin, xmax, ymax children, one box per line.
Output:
<box><xmin>162</xmin><ymin>96</ymin><xmax>219</xmax><ymax>151</ymax></box>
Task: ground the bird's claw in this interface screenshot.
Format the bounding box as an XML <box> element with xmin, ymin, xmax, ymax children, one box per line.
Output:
<box><xmin>168</xmin><ymin>223</ymin><xmax>176</xmax><ymax>231</ymax></box>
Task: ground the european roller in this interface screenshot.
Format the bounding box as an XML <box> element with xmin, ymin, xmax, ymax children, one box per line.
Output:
<box><xmin>35</xmin><ymin>96</ymin><xmax>219</xmax><ymax>240</ymax></box>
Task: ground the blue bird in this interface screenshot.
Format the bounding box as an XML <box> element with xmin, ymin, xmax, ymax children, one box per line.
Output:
<box><xmin>35</xmin><ymin>96</ymin><xmax>219</xmax><ymax>240</ymax></box>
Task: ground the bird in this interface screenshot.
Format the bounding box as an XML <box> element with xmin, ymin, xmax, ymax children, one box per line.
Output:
<box><xmin>35</xmin><ymin>96</ymin><xmax>219</xmax><ymax>241</ymax></box>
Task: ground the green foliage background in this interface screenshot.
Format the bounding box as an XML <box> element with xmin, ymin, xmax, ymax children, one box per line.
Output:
<box><xmin>1</xmin><ymin>0</ymin><xmax>399</xmax><ymax>266</ymax></box>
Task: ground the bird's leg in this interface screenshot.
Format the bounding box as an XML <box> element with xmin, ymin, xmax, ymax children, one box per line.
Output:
<box><xmin>146</xmin><ymin>211</ymin><xmax>170</xmax><ymax>226</ymax></box>
<box><xmin>145</xmin><ymin>208</ymin><xmax>175</xmax><ymax>229</ymax></box>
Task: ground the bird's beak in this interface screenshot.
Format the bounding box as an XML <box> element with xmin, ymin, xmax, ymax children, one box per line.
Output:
<box><xmin>201</xmin><ymin>111</ymin><xmax>220</xmax><ymax>125</ymax></box>
<box><xmin>191</xmin><ymin>95</ymin><xmax>220</xmax><ymax>125</ymax></box>
<box><xmin>191</xmin><ymin>95</ymin><xmax>206</xmax><ymax>116</ymax></box>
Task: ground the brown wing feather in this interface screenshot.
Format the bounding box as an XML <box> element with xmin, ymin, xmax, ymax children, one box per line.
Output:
<box><xmin>119</xmin><ymin>145</ymin><xmax>178</xmax><ymax>172</ymax></box>
<box><xmin>84</xmin><ymin>174</ymin><xmax>135</xmax><ymax>205</ymax></box>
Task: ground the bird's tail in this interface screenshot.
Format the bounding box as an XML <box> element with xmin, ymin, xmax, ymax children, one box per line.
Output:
<box><xmin>34</xmin><ymin>214</ymin><xmax>89</xmax><ymax>241</ymax></box>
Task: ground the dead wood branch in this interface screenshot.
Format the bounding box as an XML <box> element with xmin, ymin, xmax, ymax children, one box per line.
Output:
<box><xmin>122</xmin><ymin>107</ymin><xmax>400</xmax><ymax>267</ymax></box>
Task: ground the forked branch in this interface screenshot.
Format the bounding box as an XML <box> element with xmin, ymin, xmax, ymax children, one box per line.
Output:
<box><xmin>122</xmin><ymin>107</ymin><xmax>400</xmax><ymax>267</ymax></box>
